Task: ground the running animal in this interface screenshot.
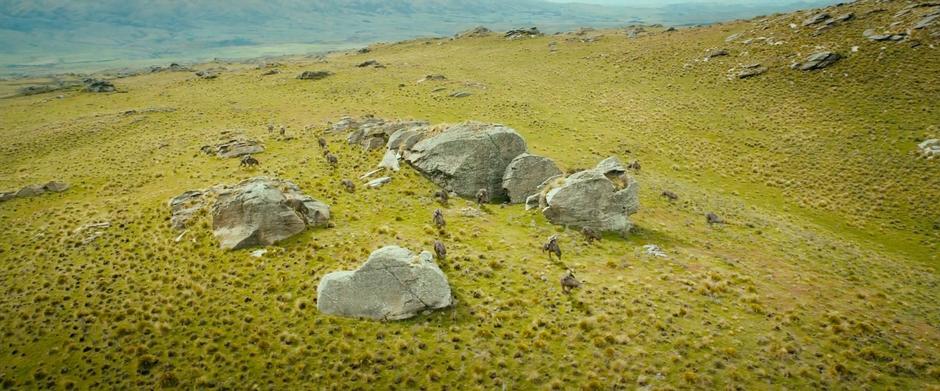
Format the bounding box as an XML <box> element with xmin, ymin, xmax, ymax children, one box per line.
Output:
<box><xmin>240</xmin><ymin>154</ymin><xmax>260</xmax><ymax>168</ymax></box>
<box><xmin>560</xmin><ymin>270</ymin><xmax>580</xmax><ymax>293</ymax></box>
<box><xmin>476</xmin><ymin>188</ymin><xmax>489</xmax><ymax>205</ymax></box>
<box><xmin>432</xmin><ymin>209</ymin><xmax>446</xmax><ymax>229</ymax></box>
<box><xmin>433</xmin><ymin>240</ymin><xmax>447</xmax><ymax>260</ymax></box>
<box><xmin>543</xmin><ymin>234</ymin><xmax>562</xmax><ymax>260</ymax></box>
<box><xmin>325</xmin><ymin>153</ymin><xmax>338</xmax><ymax>167</ymax></box>
<box><xmin>341</xmin><ymin>179</ymin><xmax>355</xmax><ymax>193</ymax></box>
<box><xmin>706</xmin><ymin>212</ymin><xmax>724</xmax><ymax>226</ymax></box>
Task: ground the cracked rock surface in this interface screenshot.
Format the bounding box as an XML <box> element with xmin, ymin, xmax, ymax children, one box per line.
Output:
<box><xmin>316</xmin><ymin>245</ymin><xmax>452</xmax><ymax>320</ymax></box>
<box><xmin>404</xmin><ymin>121</ymin><xmax>527</xmax><ymax>201</ymax></box>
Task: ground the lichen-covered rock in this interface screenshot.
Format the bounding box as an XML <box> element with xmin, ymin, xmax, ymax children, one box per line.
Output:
<box><xmin>316</xmin><ymin>245</ymin><xmax>453</xmax><ymax>320</ymax></box>
<box><xmin>501</xmin><ymin>153</ymin><xmax>562</xmax><ymax>204</ymax></box>
<box><xmin>211</xmin><ymin>177</ymin><xmax>330</xmax><ymax>250</ymax></box>
<box><xmin>0</xmin><ymin>181</ymin><xmax>70</xmax><ymax>202</ymax></box>
<box><xmin>919</xmin><ymin>139</ymin><xmax>940</xmax><ymax>158</ymax></box>
<box><xmin>168</xmin><ymin>190</ymin><xmax>208</xmax><ymax>230</ymax></box>
<box><xmin>404</xmin><ymin>122</ymin><xmax>527</xmax><ymax>201</ymax></box>
<box><xmin>798</xmin><ymin>51</ymin><xmax>841</xmax><ymax>71</ymax></box>
<box><xmin>540</xmin><ymin>157</ymin><xmax>640</xmax><ymax>237</ymax></box>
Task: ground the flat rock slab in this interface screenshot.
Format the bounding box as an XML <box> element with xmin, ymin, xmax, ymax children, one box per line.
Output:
<box><xmin>201</xmin><ymin>135</ymin><xmax>264</xmax><ymax>158</ymax></box>
<box><xmin>317</xmin><ymin>245</ymin><xmax>453</xmax><ymax>320</ymax></box>
<box><xmin>0</xmin><ymin>181</ymin><xmax>69</xmax><ymax>202</ymax></box>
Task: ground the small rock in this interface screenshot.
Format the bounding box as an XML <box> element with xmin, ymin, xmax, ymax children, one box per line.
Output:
<box><xmin>83</xmin><ymin>78</ymin><xmax>115</xmax><ymax>93</ymax></box>
<box><xmin>798</xmin><ymin>51</ymin><xmax>841</xmax><ymax>71</ymax></box>
<box><xmin>456</xmin><ymin>26</ymin><xmax>492</xmax><ymax>38</ymax></box>
<box><xmin>450</xmin><ymin>91</ymin><xmax>472</xmax><ymax>98</ymax></box>
<box><xmin>642</xmin><ymin>244</ymin><xmax>668</xmax><ymax>258</ymax></box>
<box><xmin>505</xmin><ymin>27</ymin><xmax>542</xmax><ymax>40</ymax></box>
<box><xmin>738</xmin><ymin>65</ymin><xmax>768</xmax><ymax>79</ymax></box>
<box><xmin>297</xmin><ymin>71</ymin><xmax>333</xmax><ymax>80</ymax></box>
<box><xmin>802</xmin><ymin>12</ymin><xmax>831</xmax><ymax>26</ymax></box>
<box><xmin>704</xmin><ymin>49</ymin><xmax>729</xmax><ymax>60</ymax></box>
<box><xmin>378</xmin><ymin>150</ymin><xmax>401</xmax><ymax>171</ymax></box>
<box><xmin>366</xmin><ymin>177</ymin><xmax>392</xmax><ymax>188</ymax></box>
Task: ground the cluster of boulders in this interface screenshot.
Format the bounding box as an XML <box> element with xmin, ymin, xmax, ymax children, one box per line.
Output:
<box><xmin>200</xmin><ymin>132</ymin><xmax>264</xmax><ymax>158</ymax></box>
<box><xmin>802</xmin><ymin>11</ymin><xmax>854</xmax><ymax>33</ymax></box>
<box><xmin>335</xmin><ymin>115</ymin><xmax>430</xmax><ymax>151</ymax></box>
<box><xmin>169</xmin><ymin>177</ymin><xmax>331</xmax><ymax>250</ymax></box>
<box><xmin>330</xmin><ymin>117</ymin><xmax>641</xmax><ymax>237</ymax></box>
<box><xmin>505</xmin><ymin>27</ymin><xmax>542</xmax><ymax>40</ymax></box>
<box><xmin>0</xmin><ymin>181</ymin><xmax>69</xmax><ymax>202</ymax></box>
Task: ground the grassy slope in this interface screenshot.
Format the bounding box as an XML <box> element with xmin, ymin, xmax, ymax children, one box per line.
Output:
<box><xmin>0</xmin><ymin>1</ymin><xmax>938</xmax><ymax>389</ymax></box>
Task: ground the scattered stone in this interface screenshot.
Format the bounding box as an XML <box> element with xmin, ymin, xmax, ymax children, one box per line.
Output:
<box><xmin>316</xmin><ymin>245</ymin><xmax>452</xmax><ymax>321</ymax></box>
<box><xmin>738</xmin><ymin>64</ymin><xmax>768</xmax><ymax>79</ymax></box>
<box><xmin>456</xmin><ymin>26</ymin><xmax>492</xmax><ymax>38</ymax></box>
<box><xmin>914</xmin><ymin>14</ymin><xmax>939</xmax><ymax>29</ymax></box>
<box><xmin>540</xmin><ymin>157</ymin><xmax>640</xmax><ymax>237</ymax></box>
<box><xmin>803</xmin><ymin>12</ymin><xmax>831</xmax><ymax>26</ymax></box>
<box><xmin>0</xmin><ymin>181</ymin><xmax>69</xmax><ymax>202</ymax></box>
<box><xmin>378</xmin><ymin>150</ymin><xmax>401</xmax><ymax>171</ymax></box>
<box><xmin>864</xmin><ymin>29</ymin><xmax>907</xmax><ymax>41</ymax></box>
<box><xmin>74</xmin><ymin>221</ymin><xmax>111</xmax><ymax>246</ymax></box>
<box><xmin>357</xmin><ymin>60</ymin><xmax>384</xmax><ymax>68</ymax></box>
<box><xmin>834</xmin><ymin>12</ymin><xmax>854</xmax><ymax>23</ymax></box>
<box><xmin>250</xmin><ymin>249</ymin><xmax>268</xmax><ymax>258</ymax></box>
<box><xmin>261</xmin><ymin>69</ymin><xmax>280</xmax><ymax>76</ymax></box>
<box><xmin>501</xmin><ymin>153</ymin><xmax>563</xmax><ymax>204</ymax></box>
<box><xmin>211</xmin><ymin>177</ymin><xmax>330</xmax><ymax>250</ymax></box>
<box><xmin>201</xmin><ymin>135</ymin><xmax>264</xmax><ymax>158</ymax></box>
<box><xmin>366</xmin><ymin>177</ymin><xmax>392</xmax><ymax>189</ymax></box>
<box><xmin>297</xmin><ymin>71</ymin><xmax>333</xmax><ymax>80</ymax></box>
<box><xmin>642</xmin><ymin>244</ymin><xmax>668</xmax><ymax>258</ymax></box>
<box><xmin>449</xmin><ymin>91</ymin><xmax>472</xmax><ymax>98</ymax></box>
<box><xmin>918</xmin><ymin>139</ymin><xmax>940</xmax><ymax>158</ymax></box>
<box><xmin>417</xmin><ymin>74</ymin><xmax>447</xmax><ymax>83</ymax></box>
<box><xmin>704</xmin><ymin>49</ymin><xmax>729</xmax><ymax>60</ymax></box>
<box><xmin>798</xmin><ymin>51</ymin><xmax>841</xmax><ymax>70</ymax></box>
<box><xmin>725</xmin><ymin>32</ymin><xmax>741</xmax><ymax>42</ymax></box>
<box><xmin>83</xmin><ymin>79</ymin><xmax>115</xmax><ymax>93</ymax></box>
<box><xmin>404</xmin><ymin>122</ymin><xmax>528</xmax><ymax>202</ymax></box>
<box><xmin>459</xmin><ymin>207</ymin><xmax>485</xmax><ymax>218</ymax></box>
<box><xmin>195</xmin><ymin>70</ymin><xmax>218</xmax><ymax>79</ymax></box>
<box><xmin>505</xmin><ymin>27</ymin><xmax>542</xmax><ymax>40</ymax></box>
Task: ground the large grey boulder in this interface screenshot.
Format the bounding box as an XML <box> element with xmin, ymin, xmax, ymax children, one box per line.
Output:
<box><xmin>404</xmin><ymin>122</ymin><xmax>528</xmax><ymax>201</ymax></box>
<box><xmin>501</xmin><ymin>153</ymin><xmax>563</xmax><ymax>204</ymax></box>
<box><xmin>316</xmin><ymin>245</ymin><xmax>453</xmax><ymax>320</ymax></box>
<box><xmin>344</xmin><ymin>117</ymin><xmax>429</xmax><ymax>150</ymax></box>
<box><xmin>0</xmin><ymin>181</ymin><xmax>69</xmax><ymax>202</ymax></box>
<box><xmin>211</xmin><ymin>177</ymin><xmax>330</xmax><ymax>250</ymax></box>
<box><xmin>798</xmin><ymin>51</ymin><xmax>841</xmax><ymax>71</ymax></box>
<box><xmin>540</xmin><ymin>157</ymin><xmax>640</xmax><ymax>237</ymax></box>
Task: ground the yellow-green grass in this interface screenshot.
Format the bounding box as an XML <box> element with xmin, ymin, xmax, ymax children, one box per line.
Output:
<box><xmin>0</xmin><ymin>1</ymin><xmax>938</xmax><ymax>389</ymax></box>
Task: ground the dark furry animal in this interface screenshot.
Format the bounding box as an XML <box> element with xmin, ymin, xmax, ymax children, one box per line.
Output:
<box><xmin>341</xmin><ymin>179</ymin><xmax>355</xmax><ymax>193</ymax></box>
<box><xmin>318</xmin><ymin>137</ymin><xmax>328</xmax><ymax>148</ymax></box>
<box><xmin>432</xmin><ymin>208</ymin><xmax>446</xmax><ymax>229</ymax></box>
<box><xmin>434</xmin><ymin>190</ymin><xmax>449</xmax><ymax>205</ymax></box>
<box><xmin>325</xmin><ymin>153</ymin><xmax>338</xmax><ymax>167</ymax></box>
<box><xmin>279</xmin><ymin>126</ymin><xmax>286</xmax><ymax>136</ymax></box>
<box><xmin>581</xmin><ymin>227</ymin><xmax>601</xmax><ymax>243</ymax></box>
<box><xmin>543</xmin><ymin>234</ymin><xmax>561</xmax><ymax>260</ymax></box>
<box><xmin>240</xmin><ymin>154</ymin><xmax>260</xmax><ymax>167</ymax></box>
<box><xmin>476</xmin><ymin>188</ymin><xmax>489</xmax><ymax>205</ymax></box>
<box><xmin>433</xmin><ymin>240</ymin><xmax>447</xmax><ymax>260</ymax></box>
<box><xmin>706</xmin><ymin>212</ymin><xmax>724</xmax><ymax>226</ymax></box>
<box><xmin>560</xmin><ymin>270</ymin><xmax>580</xmax><ymax>293</ymax></box>
<box><xmin>627</xmin><ymin>160</ymin><xmax>641</xmax><ymax>171</ymax></box>
<box><xmin>661</xmin><ymin>190</ymin><xmax>678</xmax><ymax>202</ymax></box>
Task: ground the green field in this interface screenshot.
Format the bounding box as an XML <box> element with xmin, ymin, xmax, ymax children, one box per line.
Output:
<box><xmin>0</xmin><ymin>1</ymin><xmax>938</xmax><ymax>389</ymax></box>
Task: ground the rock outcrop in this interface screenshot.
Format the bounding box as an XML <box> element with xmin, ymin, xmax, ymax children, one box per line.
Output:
<box><xmin>505</xmin><ymin>27</ymin><xmax>542</xmax><ymax>40</ymax></box>
<box><xmin>168</xmin><ymin>190</ymin><xmax>208</xmax><ymax>230</ymax></box>
<box><xmin>539</xmin><ymin>157</ymin><xmax>640</xmax><ymax>237</ymax></box>
<box><xmin>0</xmin><ymin>181</ymin><xmax>69</xmax><ymax>202</ymax></box>
<box><xmin>316</xmin><ymin>245</ymin><xmax>453</xmax><ymax>320</ymax></box>
<box><xmin>501</xmin><ymin>153</ymin><xmax>562</xmax><ymax>204</ymax></box>
<box><xmin>404</xmin><ymin>122</ymin><xmax>528</xmax><ymax>201</ymax></box>
<box><xmin>201</xmin><ymin>134</ymin><xmax>264</xmax><ymax>158</ymax></box>
<box><xmin>798</xmin><ymin>51</ymin><xmax>841</xmax><ymax>71</ymax></box>
<box><xmin>456</xmin><ymin>26</ymin><xmax>492</xmax><ymax>39</ymax></box>
<box><xmin>339</xmin><ymin>116</ymin><xmax>429</xmax><ymax>151</ymax></box>
<box><xmin>211</xmin><ymin>177</ymin><xmax>330</xmax><ymax>250</ymax></box>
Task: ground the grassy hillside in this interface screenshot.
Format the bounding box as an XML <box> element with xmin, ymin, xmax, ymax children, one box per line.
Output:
<box><xmin>0</xmin><ymin>0</ymin><xmax>938</xmax><ymax>389</ymax></box>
